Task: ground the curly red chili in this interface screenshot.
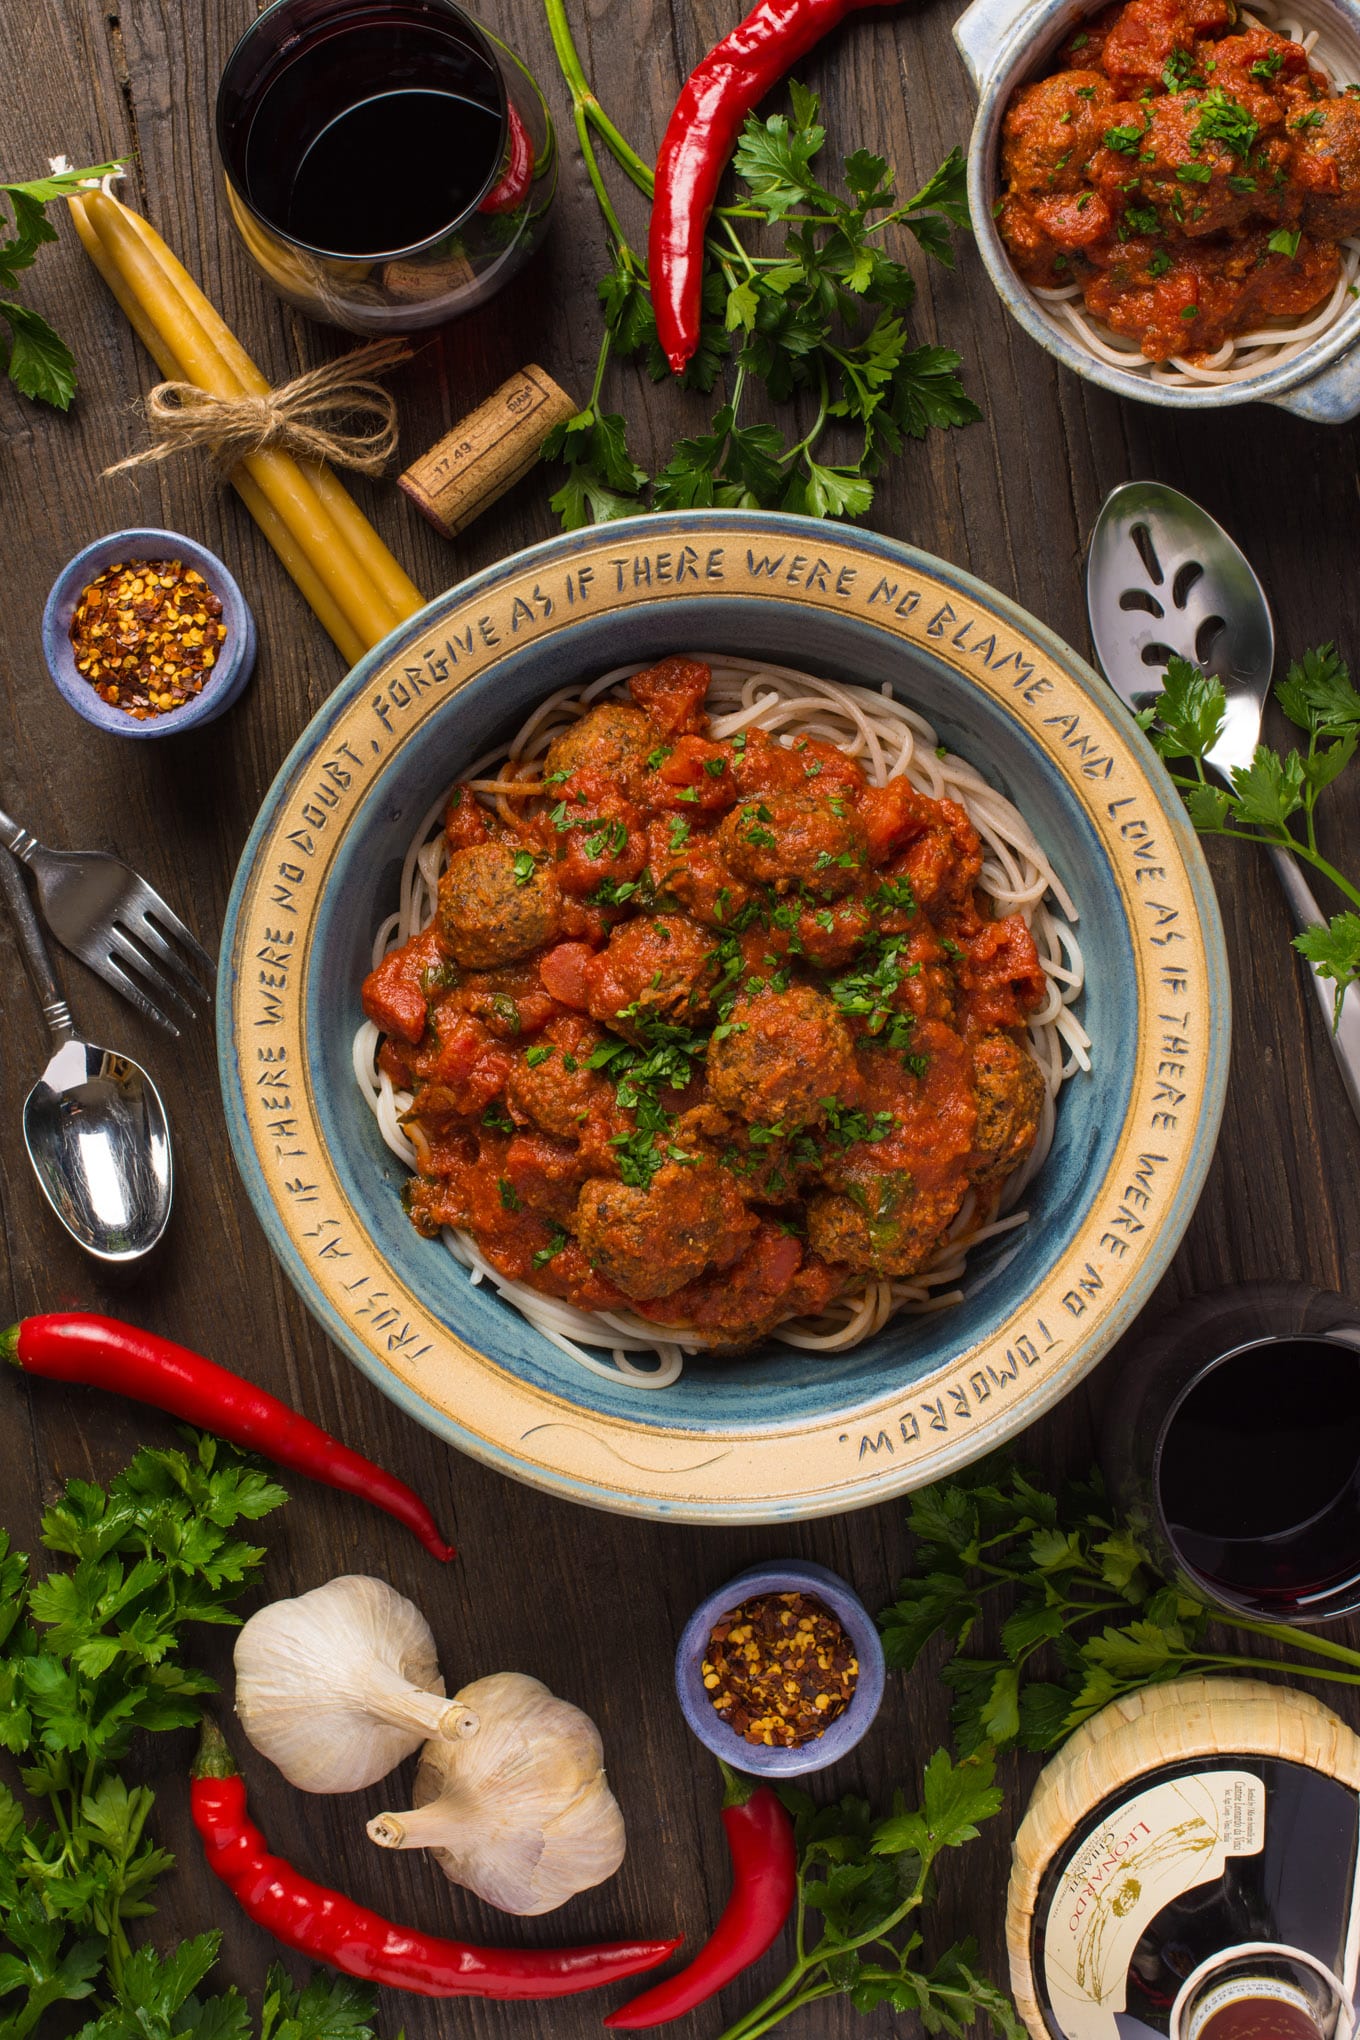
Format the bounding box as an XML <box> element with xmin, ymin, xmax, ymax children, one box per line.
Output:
<box><xmin>2</xmin><ymin>1312</ymin><xmax>455</xmax><ymax>1562</ymax></box>
<box><xmin>191</xmin><ymin>1721</ymin><xmax>681</xmax><ymax>2000</ymax></box>
<box><xmin>604</xmin><ymin>1763</ymin><xmax>796</xmax><ymax>2028</ymax></box>
<box><xmin>649</xmin><ymin>0</ymin><xmax>901</xmax><ymax>372</ymax></box>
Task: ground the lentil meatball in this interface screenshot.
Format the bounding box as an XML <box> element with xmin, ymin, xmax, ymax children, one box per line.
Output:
<box><xmin>505</xmin><ymin>1017</ymin><xmax>614</xmax><ymax>1141</ymax></box>
<box><xmin>806</xmin><ymin>1174</ymin><xmax>960</xmax><ymax>1279</ymax></box>
<box><xmin>1293</xmin><ymin>96</ymin><xmax>1360</xmax><ymax>238</ymax></box>
<box><xmin>970</xmin><ymin>1034</ymin><xmax>1046</xmax><ymax>1187</ymax></box>
<box><xmin>716</xmin><ymin>790</ymin><xmax>869</xmax><ymax>898</ymax></box>
<box><xmin>542</xmin><ymin>702</ymin><xmax>657</xmax><ymax>790</ymax></box>
<box><xmin>1001</xmin><ymin>70</ymin><xmax>1117</xmax><ymax>194</ymax></box>
<box><xmin>437</xmin><ymin>843</ymin><xmax>561</xmax><ymax>968</ymax></box>
<box><xmin>586</xmin><ymin>913</ymin><xmax>719</xmax><ymax>1031</ymax></box>
<box><xmin>575</xmin><ymin>1158</ymin><xmax>756</xmax><ymax>1300</ymax></box>
<box><xmin>708</xmin><ymin>985</ymin><xmax>860</xmax><ymax>1130</ymax></box>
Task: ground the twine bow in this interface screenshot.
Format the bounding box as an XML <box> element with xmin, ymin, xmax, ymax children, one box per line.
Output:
<box><xmin>103</xmin><ymin>338</ymin><xmax>414</xmax><ymax>479</ymax></box>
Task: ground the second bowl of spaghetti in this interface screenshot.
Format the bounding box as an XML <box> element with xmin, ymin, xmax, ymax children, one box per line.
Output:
<box><xmin>218</xmin><ymin>511</ymin><xmax>1230</xmax><ymax>1523</ymax></box>
<box><xmin>956</xmin><ymin>0</ymin><xmax>1360</xmax><ymax>415</ymax></box>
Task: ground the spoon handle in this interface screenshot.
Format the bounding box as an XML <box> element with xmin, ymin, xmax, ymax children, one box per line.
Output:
<box><xmin>0</xmin><ymin>847</ymin><xmax>75</xmax><ymax>1045</ymax></box>
<box><xmin>1266</xmin><ymin>843</ymin><xmax>1360</xmax><ymax>1129</ymax></box>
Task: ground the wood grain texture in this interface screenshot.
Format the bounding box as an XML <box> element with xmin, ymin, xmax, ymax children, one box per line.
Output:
<box><xmin>2</xmin><ymin>0</ymin><xmax>1360</xmax><ymax>2034</ymax></box>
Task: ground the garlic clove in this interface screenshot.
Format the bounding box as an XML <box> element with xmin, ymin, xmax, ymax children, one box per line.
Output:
<box><xmin>366</xmin><ymin>1671</ymin><xmax>627</xmax><ymax>1915</ymax></box>
<box><xmin>234</xmin><ymin>1574</ymin><xmax>460</xmax><ymax>1794</ymax></box>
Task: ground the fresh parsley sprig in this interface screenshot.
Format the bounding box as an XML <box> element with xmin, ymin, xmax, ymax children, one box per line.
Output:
<box><xmin>541</xmin><ymin>0</ymin><xmax>978</xmax><ymax>528</ymax></box>
<box><xmin>877</xmin><ymin>1459</ymin><xmax>1360</xmax><ymax>1757</ymax></box>
<box><xmin>1</xmin><ymin>161</ymin><xmax>124</xmax><ymax>408</ymax></box>
<box><xmin>1138</xmin><ymin>646</ymin><xmax>1360</xmax><ymax>1025</ymax></box>
<box><xmin>717</xmin><ymin>1749</ymin><xmax>1021</xmax><ymax>2040</ymax></box>
<box><xmin>0</xmin><ymin>1435</ymin><xmax>379</xmax><ymax>2040</ymax></box>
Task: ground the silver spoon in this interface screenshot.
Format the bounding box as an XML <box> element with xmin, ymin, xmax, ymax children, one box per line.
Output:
<box><xmin>1087</xmin><ymin>480</ymin><xmax>1360</xmax><ymax>1132</ymax></box>
<box><xmin>0</xmin><ymin>846</ymin><xmax>173</xmax><ymax>1263</ymax></box>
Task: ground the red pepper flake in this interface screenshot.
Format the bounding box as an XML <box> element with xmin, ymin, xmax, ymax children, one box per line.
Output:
<box><xmin>69</xmin><ymin>557</ymin><xmax>227</xmax><ymax>720</ymax></box>
<box><xmin>702</xmin><ymin>1591</ymin><xmax>858</xmax><ymax>1748</ymax></box>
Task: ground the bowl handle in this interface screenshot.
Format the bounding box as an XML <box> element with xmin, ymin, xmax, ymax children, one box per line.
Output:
<box><xmin>1268</xmin><ymin>343</ymin><xmax>1360</xmax><ymax>423</ymax></box>
<box><xmin>953</xmin><ymin>0</ymin><xmax>1045</xmax><ymax>91</ymax></box>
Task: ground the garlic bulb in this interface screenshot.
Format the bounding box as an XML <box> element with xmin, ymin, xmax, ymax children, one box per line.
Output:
<box><xmin>366</xmin><ymin>1672</ymin><xmax>626</xmax><ymax>1915</ymax></box>
<box><xmin>234</xmin><ymin>1574</ymin><xmax>462</xmax><ymax>1793</ymax></box>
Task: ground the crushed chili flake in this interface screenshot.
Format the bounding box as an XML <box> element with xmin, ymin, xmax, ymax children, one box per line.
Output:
<box><xmin>69</xmin><ymin>558</ymin><xmax>227</xmax><ymax>720</ymax></box>
<box><xmin>702</xmin><ymin>1590</ymin><xmax>858</xmax><ymax>1748</ymax></box>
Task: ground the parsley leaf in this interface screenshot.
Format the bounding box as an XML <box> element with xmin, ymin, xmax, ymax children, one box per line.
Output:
<box><xmin>0</xmin><ymin>163</ymin><xmax>124</xmax><ymax>408</ymax></box>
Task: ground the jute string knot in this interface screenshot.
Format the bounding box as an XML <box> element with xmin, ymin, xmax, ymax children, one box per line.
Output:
<box><xmin>103</xmin><ymin>338</ymin><xmax>414</xmax><ymax>479</ymax></box>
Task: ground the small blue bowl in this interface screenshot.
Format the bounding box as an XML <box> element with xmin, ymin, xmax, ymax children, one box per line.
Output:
<box><xmin>42</xmin><ymin>528</ymin><xmax>257</xmax><ymax>737</ymax></box>
<box><xmin>675</xmin><ymin>1561</ymin><xmax>886</xmax><ymax>1777</ymax></box>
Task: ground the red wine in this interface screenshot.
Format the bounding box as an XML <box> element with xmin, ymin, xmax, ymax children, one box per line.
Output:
<box><xmin>226</xmin><ymin>3</ymin><xmax>505</xmax><ymax>257</ymax></box>
<box><xmin>1156</xmin><ymin>1337</ymin><xmax>1360</xmax><ymax>1613</ymax></box>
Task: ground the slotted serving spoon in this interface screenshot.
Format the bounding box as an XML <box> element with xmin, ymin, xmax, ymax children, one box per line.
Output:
<box><xmin>1087</xmin><ymin>479</ymin><xmax>1360</xmax><ymax>1131</ymax></box>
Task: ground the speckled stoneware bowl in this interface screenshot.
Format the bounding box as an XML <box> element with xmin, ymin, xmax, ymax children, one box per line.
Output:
<box><xmin>956</xmin><ymin>0</ymin><xmax>1360</xmax><ymax>416</ymax></box>
<box><xmin>675</xmin><ymin>1561</ymin><xmax>886</xmax><ymax>1777</ymax></box>
<box><xmin>217</xmin><ymin>510</ymin><xmax>1229</xmax><ymax>1525</ymax></box>
<box><xmin>42</xmin><ymin>528</ymin><xmax>257</xmax><ymax>737</ymax></box>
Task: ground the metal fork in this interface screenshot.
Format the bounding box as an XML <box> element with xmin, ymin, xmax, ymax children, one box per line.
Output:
<box><xmin>0</xmin><ymin>802</ymin><xmax>215</xmax><ymax>1037</ymax></box>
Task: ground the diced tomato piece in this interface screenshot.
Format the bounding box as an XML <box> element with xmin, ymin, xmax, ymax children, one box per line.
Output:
<box><xmin>445</xmin><ymin>786</ymin><xmax>490</xmax><ymax>852</ymax></box>
<box><xmin>959</xmin><ymin>914</ymin><xmax>1048</xmax><ymax>1028</ymax></box>
<box><xmin>427</xmin><ymin>1015</ymin><xmax>513</xmax><ymax>1111</ymax></box>
<box><xmin>628</xmin><ymin>656</ymin><xmax>711</xmax><ymax>737</ymax></box>
<box><xmin>654</xmin><ymin>734</ymin><xmax>738</xmax><ymax>811</ymax></box>
<box><xmin>361</xmin><ymin>926</ymin><xmax>444</xmax><ymax>1044</ymax></box>
<box><xmin>861</xmin><ymin>779</ymin><xmax>934</xmax><ymax>863</ymax></box>
<box><xmin>504</xmin><ymin>1132</ymin><xmax>586</xmax><ymax>1224</ymax></box>
<box><xmin>539</xmin><ymin>942</ymin><xmax>596</xmax><ymax>1009</ymax></box>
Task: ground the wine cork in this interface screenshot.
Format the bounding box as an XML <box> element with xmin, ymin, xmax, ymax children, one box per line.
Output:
<box><xmin>399</xmin><ymin>364</ymin><xmax>576</xmax><ymax>538</ymax></box>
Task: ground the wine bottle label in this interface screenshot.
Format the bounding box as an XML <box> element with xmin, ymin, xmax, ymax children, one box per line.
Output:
<box><xmin>1043</xmin><ymin>1770</ymin><xmax>1267</xmax><ymax>2040</ymax></box>
<box><xmin>1186</xmin><ymin>1975</ymin><xmax>1319</xmax><ymax>2040</ymax></box>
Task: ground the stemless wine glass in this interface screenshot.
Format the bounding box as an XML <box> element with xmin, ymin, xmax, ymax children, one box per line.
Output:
<box><xmin>1101</xmin><ymin>1281</ymin><xmax>1360</xmax><ymax>1626</ymax></box>
<box><xmin>215</xmin><ymin>0</ymin><xmax>556</xmax><ymax>333</ymax></box>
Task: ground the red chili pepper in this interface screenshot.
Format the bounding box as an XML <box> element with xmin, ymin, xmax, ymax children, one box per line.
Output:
<box><xmin>649</xmin><ymin>0</ymin><xmax>900</xmax><ymax>373</ymax></box>
<box><xmin>191</xmin><ymin>1722</ymin><xmax>680</xmax><ymax>2000</ymax></box>
<box><xmin>604</xmin><ymin>1762</ymin><xmax>796</xmax><ymax>2028</ymax></box>
<box><xmin>480</xmin><ymin>100</ymin><xmax>535</xmax><ymax>214</ymax></box>
<box><xmin>2</xmin><ymin>1312</ymin><xmax>455</xmax><ymax>1563</ymax></box>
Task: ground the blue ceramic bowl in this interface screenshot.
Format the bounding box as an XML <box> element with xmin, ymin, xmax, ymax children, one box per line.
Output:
<box><xmin>42</xmin><ymin>528</ymin><xmax>258</xmax><ymax>737</ymax></box>
<box><xmin>675</xmin><ymin>1561</ymin><xmax>886</xmax><ymax>1777</ymax></box>
<box><xmin>217</xmin><ymin>510</ymin><xmax>1230</xmax><ymax>1523</ymax></box>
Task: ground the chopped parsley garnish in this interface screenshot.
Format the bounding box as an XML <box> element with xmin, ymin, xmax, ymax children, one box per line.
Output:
<box><xmin>1148</xmin><ymin>248</ymin><xmax>1174</xmax><ymax>275</ymax></box>
<box><xmin>498</xmin><ymin>1177</ymin><xmax>522</xmax><ymax>1211</ymax></box>
<box><xmin>1075</xmin><ymin>83</ymin><xmax>1096</xmax><ymax>98</ymax></box>
<box><xmin>524</xmin><ymin>1044</ymin><xmax>554</xmax><ymax>1068</ymax></box>
<box><xmin>821</xmin><ymin>1100</ymin><xmax>895</xmax><ymax>1147</ymax></box>
<box><xmin>872</xmin><ymin>875</ymin><xmax>917</xmax><ymax>914</ymax></box>
<box><xmin>1162</xmin><ymin>48</ymin><xmax>1204</xmax><ymax>91</ymax></box>
<box><xmin>1268</xmin><ymin>226</ymin><xmax>1302</xmax><ymax>258</ymax></box>
<box><xmin>1250</xmin><ymin>49</ymin><xmax>1284</xmax><ymax>81</ymax></box>
<box><xmin>1070</xmin><ymin>30</ymin><xmax>1088</xmax><ymax>46</ymax></box>
<box><xmin>940</xmin><ymin>936</ymin><xmax>963</xmax><ymax>961</ymax></box>
<box><xmin>668</xmin><ymin>816</ymin><xmax>692</xmax><ymax>852</ymax></box>
<box><xmin>903</xmin><ymin>1052</ymin><xmax>931</xmax><ymax>1079</ymax></box>
<box><xmin>675</xmin><ymin>785</ymin><xmax>702</xmax><ymax>803</ymax></box>
<box><xmin>582</xmin><ymin>818</ymin><xmax>630</xmax><ymax>858</ymax></box>
<box><xmin>512</xmin><ymin>849</ymin><xmax>537</xmax><ymax>886</ymax></box>
<box><xmin>645</xmin><ymin>745</ymin><xmax>673</xmax><ymax>770</ymax></box>
<box><xmin>1121</xmin><ymin>203</ymin><xmax>1161</xmax><ymax>239</ymax></box>
<box><xmin>703</xmin><ymin>756</ymin><xmax>727</xmax><ymax>776</ymax></box>
<box><xmin>563</xmin><ymin>1052</ymin><xmax>579</xmax><ymax>1072</ymax></box>
<box><xmin>731</xmin><ymin>732</ymin><xmax>748</xmax><ymax>752</ymax></box>
<box><xmin>589</xmin><ymin>873</ymin><xmax>652</xmax><ymax>908</ymax></box>
<box><xmin>1293</xmin><ymin>107</ymin><xmax>1325</xmax><ymax>129</ymax></box>
<box><xmin>482</xmin><ymin>1103</ymin><xmax>514</xmax><ymax>1132</ymax></box>
<box><xmin>532</xmin><ymin>1227</ymin><xmax>569</xmax><ymax>1266</ymax></box>
<box><xmin>1180</xmin><ymin>304</ymin><xmax>1200</xmax><ymax>320</ymax></box>
<box><xmin>1189</xmin><ymin>88</ymin><xmax>1258</xmax><ymax>158</ymax></box>
<box><xmin>1227</xmin><ymin>174</ymin><xmax>1258</xmax><ymax>193</ymax></box>
<box><xmin>542</xmin><ymin>766</ymin><xmax>572</xmax><ymax>787</ymax></box>
<box><xmin>1104</xmin><ymin>121</ymin><xmax>1147</xmax><ymax>154</ymax></box>
<box><xmin>491</xmin><ymin>993</ymin><xmax>522</xmax><ymax>1034</ymax></box>
<box><xmin>1176</xmin><ymin>161</ymin><xmax>1214</xmax><ymax>184</ymax></box>
<box><xmin>827</xmin><ymin>941</ymin><xmax>918</xmax><ymax>1050</ymax></box>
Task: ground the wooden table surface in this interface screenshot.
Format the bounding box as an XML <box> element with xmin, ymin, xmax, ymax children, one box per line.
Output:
<box><xmin>5</xmin><ymin>0</ymin><xmax>1360</xmax><ymax>2035</ymax></box>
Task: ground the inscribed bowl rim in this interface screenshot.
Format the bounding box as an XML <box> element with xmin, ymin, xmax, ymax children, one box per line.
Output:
<box><xmin>216</xmin><ymin>509</ymin><xmax>1230</xmax><ymax>1524</ymax></box>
